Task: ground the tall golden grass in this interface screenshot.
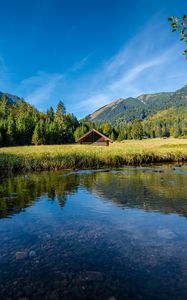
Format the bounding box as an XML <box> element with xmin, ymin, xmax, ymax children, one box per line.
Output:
<box><xmin>0</xmin><ymin>138</ymin><xmax>187</xmax><ymax>172</ymax></box>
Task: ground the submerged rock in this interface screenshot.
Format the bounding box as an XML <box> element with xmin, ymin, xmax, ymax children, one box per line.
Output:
<box><xmin>29</xmin><ymin>250</ymin><xmax>36</xmax><ymax>258</ymax></box>
<box><xmin>16</xmin><ymin>251</ymin><xmax>28</xmax><ymax>260</ymax></box>
<box><xmin>84</xmin><ymin>271</ymin><xmax>104</xmax><ymax>282</ymax></box>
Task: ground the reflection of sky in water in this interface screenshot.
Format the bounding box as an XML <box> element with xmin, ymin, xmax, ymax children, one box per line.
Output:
<box><xmin>1</xmin><ymin>166</ymin><xmax>187</xmax><ymax>299</ymax></box>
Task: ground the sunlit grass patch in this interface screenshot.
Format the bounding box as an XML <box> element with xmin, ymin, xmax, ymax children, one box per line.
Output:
<box><xmin>0</xmin><ymin>138</ymin><xmax>187</xmax><ymax>172</ymax></box>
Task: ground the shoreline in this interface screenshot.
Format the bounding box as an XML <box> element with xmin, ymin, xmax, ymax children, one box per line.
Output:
<box><xmin>0</xmin><ymin>139</ymin><xmax>187</xmax><ymax>173</ymax></box>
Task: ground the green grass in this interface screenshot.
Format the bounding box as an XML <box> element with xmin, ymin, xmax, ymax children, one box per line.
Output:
<box><xmin>0</xmin><ymin>138</ymin><xmax>187</xmax><ymax>172</ymax></box>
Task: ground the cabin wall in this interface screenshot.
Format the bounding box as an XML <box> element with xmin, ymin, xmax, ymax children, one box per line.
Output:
<box><xmin>79</xmin><ymin>132</ymin><xmax>109</xmax><ymax>146</ymax></box>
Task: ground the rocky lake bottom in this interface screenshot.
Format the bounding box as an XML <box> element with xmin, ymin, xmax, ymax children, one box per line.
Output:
<box><xmin>1</xmin><ymin>165</ymin><xmax>187</xmax><ymax>299</ymax></box>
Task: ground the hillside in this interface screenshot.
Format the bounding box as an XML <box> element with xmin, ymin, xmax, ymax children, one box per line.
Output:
<box><xmin>88</xmin><ymin>84</ymin><xmax>187</xmax><ymax>123</ymax></box>
<box><xmin>143</xmin><ymin>105</ymin><xmax>187</xmax><ymax>138</ymax></box>
<box><xmin>0</xmin><ymin>91</ymin><xmax>21</xmax><ymax>104</ymax></box>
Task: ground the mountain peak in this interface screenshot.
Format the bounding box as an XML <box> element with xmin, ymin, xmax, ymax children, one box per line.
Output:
<box><xmin>88</xmin><ymin>84</ymin><xmax>187</xmax><ymax>123</ymax></box>
<box><xmin>175</xmin><ymin>84</ymin><xmax>187</xmax><ymax>93</ymax></box>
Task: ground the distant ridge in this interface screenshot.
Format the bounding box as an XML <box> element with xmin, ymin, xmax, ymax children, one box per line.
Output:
<box><xmin>0</xmin><ymin>91</ymin><xmax>22</xmax><ymax>104</ymax></box>
<box><xmin>87</xmin><ymin>84</ymin><xmax>187</xmax><ymax>123</ymax></box>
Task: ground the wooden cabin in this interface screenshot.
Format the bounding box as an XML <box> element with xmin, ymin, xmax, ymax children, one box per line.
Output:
<box><xmin>76</xmin><ymin>129</ymin><xmax>113</xmax><ymax>146</ymax></box>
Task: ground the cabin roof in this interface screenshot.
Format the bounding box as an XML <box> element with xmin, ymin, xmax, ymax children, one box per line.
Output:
<box><xmin>76</xmin><ymin>128</ymin><xmax>113</xmax><ymax>143</ymax></box>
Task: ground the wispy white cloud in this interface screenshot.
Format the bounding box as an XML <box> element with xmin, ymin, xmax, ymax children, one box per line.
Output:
<box><xmin>75</xmin><ymin>93</ymin><xmax>109</xmax><ymax>113</ymax></box>
<box><xmin>16</xmin><ymin>72</ymin><xmax>63</xmax><ymax>108</ymax></box>
<box><xmin>1</xmin><ymin>13</ymin><xmax>187</xmax><ymax>118</ymax></box>
<box><xmin>0</xmin><ymin>55</ymin><xmax>64</xmax><ymax>110</ymax></box>
<box><xmin>0</xmin><ymin>55</ymin><xmax>10</xmax><ymax>90</ymax></box>
<box><xmin>72</xmin><ymin>46</ymin><xmax>173</xmax><ymax>114</ymax></box>
<box><xmin>70</xmin><ymin>15</ymin><xmax>187</xmax><ymax>117</ymax></box>
<box><xmin>70</xmin><ymin>54</ymin><xmax>91</xmax><ymax>72</ymax></box>
<box><xmin>108</xmin><ymin>46</ymin><xmax>175</xmax><ymax>93</ymax></box>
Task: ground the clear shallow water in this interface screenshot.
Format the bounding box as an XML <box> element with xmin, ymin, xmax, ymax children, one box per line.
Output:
<box><xmin>1</xmin><ymin>166</ymin><xmax>187</xmax><ymax>300</ymax></box>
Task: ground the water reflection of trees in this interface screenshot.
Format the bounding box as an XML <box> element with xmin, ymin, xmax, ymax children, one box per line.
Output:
<box><xmin>1</xmin><ymin>167</ymin><xmax>187</xmax><ymax>219</ymax></box>
<box><xmin>0</xmin><ymin>172</ymin><xmax>79</xmax><ymax>218</ymax></box>
<box><xmin>84</xmin><ymin>169</ymin><xmax>187</xmax><ymax>217</ymax></box>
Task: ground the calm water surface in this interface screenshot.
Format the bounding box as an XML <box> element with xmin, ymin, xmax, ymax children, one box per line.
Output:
<box><xmin>1</xmin><ymin>165</ymin><xmax>187</xmax><ymax>300</ymax></box>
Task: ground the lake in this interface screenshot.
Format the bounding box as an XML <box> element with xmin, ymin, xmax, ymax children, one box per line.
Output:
<box><xmin>1</xmin><ymin>165</ymin><xmax>187</xmax><ymax>300</ymax></box>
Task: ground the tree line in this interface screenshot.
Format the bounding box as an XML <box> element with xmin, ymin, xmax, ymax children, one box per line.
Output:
<box><xmin>0</xmin><ymin>95</ymin><xmax>187</xmax><ymax>147</ymax></box>
<box><xmin>0</xmin><ymin>95</ymin><xmax>78</xmax><ymax>146</ymax></box>
<box><xmin>76</xmin><ymin>105</ymin><xmax>187</xmax><ymax>141</ymax></box>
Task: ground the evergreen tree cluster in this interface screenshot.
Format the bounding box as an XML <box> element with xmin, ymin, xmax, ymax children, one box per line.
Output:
<box><xmin>0</xmin><ymin>93</ymin><xmax>187</xmax><ymax>147</ymax></box>
<box><xmin>74</xmin><ymin>118</ymin><xmax>144</xmax><ymax>141</ymax></box>
<box><xmin>143</xmin><ymin>106</ymin><xmax>187</xmax><ymax>138</ymax></box>
<box><xmin>75</xmin><ymin>105</ymin><xmax>187</xmax><ymax>142</ymax></box>
<box><xmin>0</xmin><ymin>96</ymin><xmax>78</xmax><ymax>146</ymax></box>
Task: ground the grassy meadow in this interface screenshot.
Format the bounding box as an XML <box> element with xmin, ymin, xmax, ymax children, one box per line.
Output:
<box><xmin>0</xmin><ymin>138</ymin><xmax>187</xmax><ymax>172</ymax></box>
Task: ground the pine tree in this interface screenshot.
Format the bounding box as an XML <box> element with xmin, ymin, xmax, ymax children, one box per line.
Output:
<box><xmin>131</xmin><ymin>120</ymin><xmax>143</xmax><ymax>140</ymax></box>
<box><xmin>32</xmin><ymin>125</ymin><xmax>40</xmax><ymax>145</ymax></box>
<box><xmin>7</xmin><ymin>116</ymin><xmax>15</xmax><ymax>145</ymax></box>
<box><xmin>56</xmin><ymin>101</ymin><xmax>66</xmax><ymax>115</ymax></box>
<box><xmin>47</xmin><ymin>107</ymin><xmax>55</xmax><ymax>121</ymax></box>
<box><xmin>117</xmin><ymin>131</ymin><xmax>124</xmax><ymax>141</ymax></box>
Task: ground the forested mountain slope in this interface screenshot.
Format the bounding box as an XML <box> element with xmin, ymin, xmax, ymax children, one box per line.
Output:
<box><xmin>88</xmin><ymin>84</ymin><xmax>187</xmax><ymax>124</ymax></box>
<box><xmin>143</xmin><ymin>105</ymin><xmax>187</xmax><ymax>138</ymax></box>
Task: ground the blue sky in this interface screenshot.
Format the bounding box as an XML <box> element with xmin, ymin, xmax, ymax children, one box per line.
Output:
<box><xmin>0</xmin><ymin>0</ymin><xmax>187</xmax><ymax>118</ymax></box>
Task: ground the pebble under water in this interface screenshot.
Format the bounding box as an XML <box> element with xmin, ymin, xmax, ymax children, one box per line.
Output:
<box><xmin>1</xmin><ymin>165</ymin><xmax>187</xmax><ymax>300</ymax></box>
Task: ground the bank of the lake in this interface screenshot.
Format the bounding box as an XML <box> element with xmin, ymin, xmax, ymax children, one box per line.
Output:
<box><xmin>0</xmin><ymin>138</ymin><xmax>187</xmax><ymax>172</ymax></box>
